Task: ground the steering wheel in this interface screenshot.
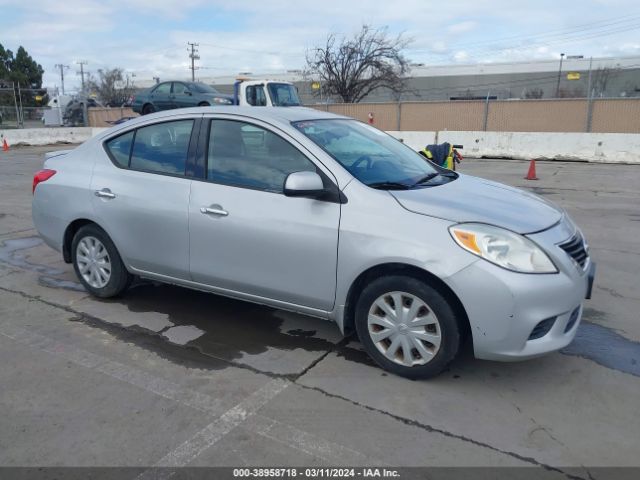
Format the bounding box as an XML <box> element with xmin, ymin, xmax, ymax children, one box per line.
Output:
<box><xmin>352</xmin><ymin>155</ymin><xmax>373</xmax><ymax>170</ymax></box>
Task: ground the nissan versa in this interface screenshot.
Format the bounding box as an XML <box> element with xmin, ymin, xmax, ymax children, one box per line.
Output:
<box><xmin>31</xmin><ymin>107</ymin><xmax>595</xmax><ymax>378</ymax></box>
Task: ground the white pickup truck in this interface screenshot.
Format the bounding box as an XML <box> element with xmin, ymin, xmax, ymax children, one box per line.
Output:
<box><xmin>232</xmin><ymin>79</ymin><xmax>302</xmax><ymax>107</ymax></box>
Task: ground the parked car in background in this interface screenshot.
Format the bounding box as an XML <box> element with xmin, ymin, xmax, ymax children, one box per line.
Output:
<box><xmin>32</xmin><ymin>107</ymin><xmax>594</xmax><ymax>379</ymax></box>
<box><xmin>132</xmin><ymin>81</ymin><xmax>233</xmax><ymax>115</ymax></box>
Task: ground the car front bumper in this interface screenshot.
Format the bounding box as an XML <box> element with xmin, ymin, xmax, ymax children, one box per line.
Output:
<box><xmin>444</xmin><ymin>221</ymin><xmax>594</xmax><ymax>361</ymax></box>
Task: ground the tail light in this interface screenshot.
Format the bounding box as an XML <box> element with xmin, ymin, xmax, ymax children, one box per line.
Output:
<box><xmin>33</xmin><ymin>169</ymin><xmax>56</xmax><ymax>194</ymax></box>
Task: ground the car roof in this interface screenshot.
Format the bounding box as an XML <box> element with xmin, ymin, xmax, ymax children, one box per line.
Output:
<box><xmin>116</xmin><ymin>106</ymin><xmax>349</xmax><ymax>132</ymax></box>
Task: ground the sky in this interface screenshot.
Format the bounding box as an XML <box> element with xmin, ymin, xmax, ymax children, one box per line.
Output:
<box><xmin>1</xmin><ymin>0</ymin><xmax>640</xmax><ymax>92</ymax></box>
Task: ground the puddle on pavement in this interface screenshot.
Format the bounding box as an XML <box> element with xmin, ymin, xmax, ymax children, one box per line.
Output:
<box><xmin>3</xmin><ymin>235</ymin><xmax>639</xmax><ymax>378</ymax></box>
<box><xmin>562</xmin><ymin>321</ymin><xmax>640</xmax><ymax>378</ymax></box>
<box><xmin>0</xmin><ymin>236</ymin><xmax>65</xmax><ymax>276</ymax></box>
<box><xmin>114</xmin><ymin>283</ymin><xmax>344</xmax><ymax>363</ymax></box>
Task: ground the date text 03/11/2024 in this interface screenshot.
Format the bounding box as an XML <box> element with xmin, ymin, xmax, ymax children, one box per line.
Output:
<box><xmin>232</xmin><ymin>468</ymin><xmax>401</xmax><ymax>478</ymax></box>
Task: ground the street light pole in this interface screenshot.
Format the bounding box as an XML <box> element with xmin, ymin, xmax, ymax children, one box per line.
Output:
<box><xmin>555</xmin><ymin>53</ymin><xmax>565</xmax><ymax>98</ymax></box>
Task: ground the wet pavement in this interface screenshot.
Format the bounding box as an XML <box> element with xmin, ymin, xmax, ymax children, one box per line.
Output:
<box><xmin>1</xmin><ymin>145</ymin><xmax>640</xmax><ymax>476</ymax></box>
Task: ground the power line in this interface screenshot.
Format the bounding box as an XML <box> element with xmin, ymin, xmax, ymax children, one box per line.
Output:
<box><xmin>188</xmin><ymin>42</ymin><xmax>200</xmax><ymax>81</ymax></box>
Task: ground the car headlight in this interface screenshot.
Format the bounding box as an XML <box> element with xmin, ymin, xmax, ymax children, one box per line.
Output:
<box><xmin>449</xmin><ymin>223</ymin><xmax>557</xmax><ymax>274</ymax></box>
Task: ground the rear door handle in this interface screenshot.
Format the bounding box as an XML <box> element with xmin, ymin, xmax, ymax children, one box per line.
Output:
<box><xmin>94</xmin><ymin>188</ymin><xmax>116</xmax><ymax>199</ymax></box>
<box><xmin>200</xmin><ymin>206</ymin><xmax>228</xmax><ymax>216</ymax></box>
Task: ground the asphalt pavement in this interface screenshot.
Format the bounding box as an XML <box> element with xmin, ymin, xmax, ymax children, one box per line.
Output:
<box><xmin>1</xmin><ymin>145</ymin><xmax>639</xmax><ymax>479</ymax></box>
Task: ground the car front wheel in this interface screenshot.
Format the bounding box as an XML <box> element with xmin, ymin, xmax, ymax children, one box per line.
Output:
<box><xmin>71</xmin><ymin>224</ymin><xmax>131</xmax><ymax>298</ymax></box>
<box><xmin>355</xmin><ymin>275</ymin><xmax>461</xmax><ymax>379</ymax></box>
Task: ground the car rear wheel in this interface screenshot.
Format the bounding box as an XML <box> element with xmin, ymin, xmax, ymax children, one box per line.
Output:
<box><xmin>355</xmin><ymin>275</ymin><xmax>461</xmax><ymax>379</ymax></box>
<box><xmin>72</xmin><ymin>224</ymin><xmax>131</xmax><ymax>298</ymax></box>
<box><xmin>141</xmin><ymin>103</ymin><xmax>154</xmax><ymax>115</ymax></box>
<box><xmin>198</xmin><ymin>101</ymin><xmax>210</xmax><ymax>107</ymax></box>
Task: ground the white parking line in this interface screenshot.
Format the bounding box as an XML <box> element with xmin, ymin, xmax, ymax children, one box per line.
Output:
<box><xmin>139</xmin><ymin>379</ymin><xmax>289</xmax><ymax>478</ymax></box>
<box><xmin>248</xmin><ymin>414</ymin><xmax>369</xmax><ymax>464</ymax></box>
<box><xmin>0</xmin><ymin>324</ymin><xmax>227</xmax><ymax>415</ymax></box>
<box><xmin>0</xmin><ymin>319</ymin><xmax>365</xmax><ymax>471</ymax></box>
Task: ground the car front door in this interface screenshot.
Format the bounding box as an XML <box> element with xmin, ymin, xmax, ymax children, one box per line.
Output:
<box><xmin>188</xmin><ymin>117</ymin><xmax>341</xmax><ymax>312</ymax></box>
<box><xmin>149</xmin><ymin>82</ymin><xmax>172</xmax><ymax>110</ymax></box>
<box><xmin>171</xmin><ymin>82</ymin><xmax>195</xmax><ymax>109</ymax></box>
<box><xmin>93</xmin><ymin>117</ymin><xmax>198</xmax><ymax>279</ymax></box>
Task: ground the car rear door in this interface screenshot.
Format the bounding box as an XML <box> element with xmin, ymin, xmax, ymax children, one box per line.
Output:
<box><xmin>93</xmin><ymin>116</ymin><xmax>199</xmax><ymax>279</ymax></box>
<box><xmin>188</xmin><ymin>116</ymin><xmax>341</xmax><ymax>312</ymax></box>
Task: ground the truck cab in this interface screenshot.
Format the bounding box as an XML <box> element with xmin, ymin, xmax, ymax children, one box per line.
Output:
<box><xmin>233</xmin><ymin>79</ymin><xmax>302</xmax><ymax>107</ymax></box>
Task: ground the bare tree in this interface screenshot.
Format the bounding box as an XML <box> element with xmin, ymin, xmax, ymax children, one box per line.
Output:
<box><xmin>591</xmin><ymin>65</ymin><xmax>618</xmax><ymax>97</ymax></box>
<box><xmin>86</xmin><ymin>67</ymin><xmax>135</xmax><ymax>106</ymax></box>
<box><xmin>524</xmin><ymin>87</ymin><xmax>544</xmax><ymax>99</ymax></box>
<box><xmin>306</xmin><ymin>25</ymin><xmax>410</xmax><ymax>103</ymax></box>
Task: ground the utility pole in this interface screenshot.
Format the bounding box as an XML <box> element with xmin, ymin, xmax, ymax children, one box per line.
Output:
<box><xmin>54</xmin><ymin>64</ymin><xmax>70</xmax><ymax>94</ymax></box>
<box><xmin>76</xmin><ymin>60</ymin><xmax>88</xmax><ymax>91</ymax></box>
<box><xmin>586</xmin><ymin>56</ymin><xmax>594</xmax><ymax>132</ymax></box>
<box><xmin>555</xmin><ymin>53</ymin><xmax>565</xmax><ymax>98</ymax></box>
<box><xmin>188</xmin><ymin>42</ymin><xmax>200</xmax><ymax>81</ymax></box>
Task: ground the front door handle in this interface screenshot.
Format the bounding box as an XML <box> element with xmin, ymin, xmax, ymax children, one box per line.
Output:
<box><xmin>200</xmin><ymin>206</ymin><xmax>228</xmax><ymax>216</ymax></box>
<box><xmin>95</xmin><ymin>188</ymin><xmax>116</xmax><ymax>199</ymax></box>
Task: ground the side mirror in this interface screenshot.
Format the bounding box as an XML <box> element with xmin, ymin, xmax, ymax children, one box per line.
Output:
<box><xmin>284</xmin><ymin>171</ymin><xmax>325</xmax><ymax>198</ymax></box>
<box><xmin>184</xmin><ymin>90</ymin><xmax>192</xmax><ymax>96</ymax></box>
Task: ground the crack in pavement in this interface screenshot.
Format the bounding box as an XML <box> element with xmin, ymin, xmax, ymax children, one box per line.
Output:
<box><xmin>0</xmin><ymin>284</ymin><xmax>587</xmax><ymax>478</ymax></box>
<box><xmin>295</xmin><ymin>382</ymin><xmax>588</xmax><ymax>480</ymax></box>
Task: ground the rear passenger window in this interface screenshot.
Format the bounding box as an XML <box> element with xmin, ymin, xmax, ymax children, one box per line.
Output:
<box><xmin>105</xmin><ymin>131</ymin><xmax>134</xmax><ymax>168</ymax></box>
<box><xmin>130</xmin><ymin>120</ymin><xmax>194</xmax><ymax>175</ymax></box>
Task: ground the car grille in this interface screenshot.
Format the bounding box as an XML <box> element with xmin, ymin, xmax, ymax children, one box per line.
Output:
<box><xmin>559</xmin><ymin>232</ymin><xmax>589</xmax><ymax>269</ymax></box>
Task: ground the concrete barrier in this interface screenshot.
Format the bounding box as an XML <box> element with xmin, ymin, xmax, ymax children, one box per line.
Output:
<box><xmin>437</xmin><ymin>131</ymin><xmax>640</xmax><ymax>164</ymax></box>
<box><xmin>386</xmin><ymin>131</ymin><xmax>437</xmax><ymax>151</ymax></box>
<box><xmin>0</xmin><ymin>127</ymin><xmax>108</xmax><ymax>147</ymax></box>
<box><xmin>2</xmin><ymin>127</ymin><xmax>639</xmax><ymax>164</ymax></box>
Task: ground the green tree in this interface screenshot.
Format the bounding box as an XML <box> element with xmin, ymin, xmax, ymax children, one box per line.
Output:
<box><xmin>0</xmin><ymin>43</ymin><xmax>45</xmax><ymax>106</ymax></box>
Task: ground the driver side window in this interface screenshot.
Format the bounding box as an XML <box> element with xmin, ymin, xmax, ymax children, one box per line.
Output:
<box><xmin>246</xmin><ymin>86</ymin><xmax>267</xmax><ymax>106</ymax></box>
<box><xmin>207</xmin><ymin>119</ymin><xmax>315</xmax><ymax>192</ymax></box>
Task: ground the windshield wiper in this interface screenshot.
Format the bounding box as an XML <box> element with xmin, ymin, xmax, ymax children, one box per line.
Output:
<box><xmin>367</xmin><ymin>181</ymin><xmax>411</xmax><ymax>190</ymax></box>
<box><xmin>412</xmin><ymin>172</ymin><xmax>440</xmax><ymax>186</ymax></box>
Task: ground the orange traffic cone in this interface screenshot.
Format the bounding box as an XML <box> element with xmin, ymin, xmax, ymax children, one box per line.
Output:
<box><xmin>2</xmin><ymin>138</ymin><xmax>8</xmax><ymax>152</ymax></box>
<box><xmin>524</xmin><ymin>159</ymin><xmax>538</xmax><ymax>180</ymax></box>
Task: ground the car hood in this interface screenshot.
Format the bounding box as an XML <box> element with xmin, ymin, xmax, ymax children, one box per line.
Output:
<box><xmin>390</xmin><ymin>173</ymin><xmax>563</xmax><ymax>234</ymax></box>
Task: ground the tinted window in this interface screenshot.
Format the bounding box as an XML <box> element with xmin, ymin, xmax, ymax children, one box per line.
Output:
<box><xmin>172</xmin><ymin>82</ymin><xmax>188</xmax><ymax>94</ymax></box>
<box><xmin>191</xmin><ymin>83</ymin><xmax>219</xmax><ymax>94</ymax></box>
<box><xmin>207</xmin><ymin>120</ymin><xmax>315</xmax><ymax>192</ymax></box>
<box><xmin>105</xmin><ymin>130</ymin><xmax>134</xmax><ymax>168</ymax></box>
<box><xmin>246</xmin><ymin>85</ymin><xmax>266</xmax><ymax>106</ymax></box>
<box><xmin>153</xmin><ymin>83</ymin><xmax>171</xmax><ymax>95</ymax></box>
<box><xmin>130</xmin><ymin>120</ymin><xmax>194</xmax><ymax>175</ymax></box>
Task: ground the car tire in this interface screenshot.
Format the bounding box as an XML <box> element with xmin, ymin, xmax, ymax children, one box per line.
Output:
<box><xmin>142</xmin><ymin>104</ymin><xmax>154</xmax><ymax>115</ymax></box>
<box><xmin>198</xmin><ymin>102</ymin><xmax>210</xmax><ymax>107</ymax></box>
<box><xmin>355</xmin><ymin>275</ymin><xmax>461</xmax><ymax>379</ymax></box>
<box><xmin>71</xmin><ymin>224</ymin><xmax>132</xmax><ymax>298</ymax></box>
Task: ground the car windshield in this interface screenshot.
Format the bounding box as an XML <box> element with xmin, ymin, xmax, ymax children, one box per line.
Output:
<box><xmin>191</xmin><ymin>83</ymin><xmax>220</xmax><ymax>94</ymax></box>
<box><xmin>292</xmin><ymin>119</ymin><xmax>440</xmax><ymax>188</ymax></box>
<box><xmin>267</xmin><ymin>83</ymin><xmax>301</xmax><ymax>106</ymax></box>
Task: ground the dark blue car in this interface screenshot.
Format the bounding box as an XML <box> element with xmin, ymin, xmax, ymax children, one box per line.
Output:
<box><xmin>132</xmin><ymin>81</ymin><xmax>233</xmax><ymax>115</ymax></box>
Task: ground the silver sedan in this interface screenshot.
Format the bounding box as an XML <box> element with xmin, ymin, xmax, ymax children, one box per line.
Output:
<box><xmin>32</xmin><ymin>107</ymin><xmax>595</xmax><ymax>378</ymax></box>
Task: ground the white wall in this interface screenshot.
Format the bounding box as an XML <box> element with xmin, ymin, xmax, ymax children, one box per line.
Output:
<box><xmin>0</xmin><ymin>127</ymin><xmax>107</xmax><ymax>147</ymax></box>
<box><xmin>437</xmin><ymin>131</ymin><xmax>640</xmax><ymax>164</ymax></box>
<box><xmin>386</xmin><ymin>131</ymin><xmax>436</xmax><ymax>151</ymax></box>
<box><xmin>388</xmin><ymin>131</ymin><xmax>640</xmax><ymax>164</ymax></box>
<box><xmin>2</xmin><ymin>127</ymin><xmax>640</xmax><ymax>164</ymax></box>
